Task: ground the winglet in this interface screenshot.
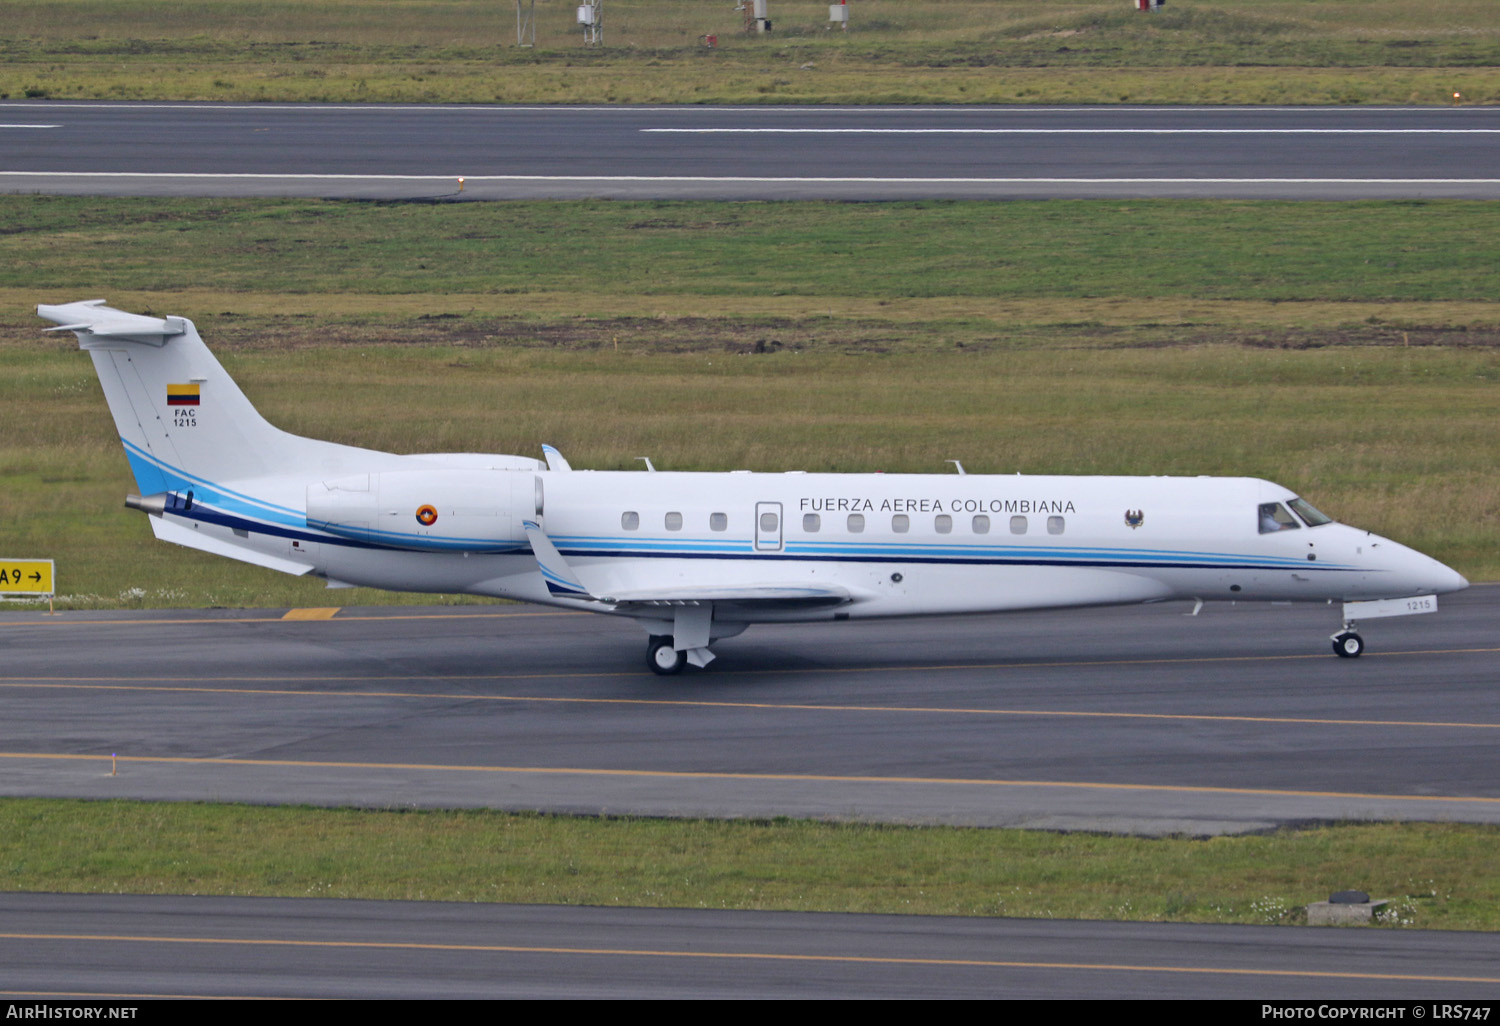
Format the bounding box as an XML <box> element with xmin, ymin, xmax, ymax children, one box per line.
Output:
<box><xmin>541</xmin><ymin>444</ymin><xmax>573</xmax><ymax>472</ymax></box>
<box><xmin>522</xmin><ymin>519</ymin><xmax>597</xmax><ymax>600</ymax></box>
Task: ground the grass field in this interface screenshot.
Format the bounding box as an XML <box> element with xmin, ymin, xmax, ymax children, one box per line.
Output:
<box><xmin>3</xmin><ymin>799</ymin><xmax>1497</xmax><ymax>929</ymax></box>
<box><xmin>5</xmin><ymin>196</ymin><xmax>1497</xmax><ymax>607</ymax></box>
<box><xmin>2</xmin><ymin>1</ymin><xmax>1498</xmax><ymax>105</ymax></box>
<box><xmin>10</xmin><ymin>196</ymin><xmax>1500</xmax><ymax>302</ymax></box>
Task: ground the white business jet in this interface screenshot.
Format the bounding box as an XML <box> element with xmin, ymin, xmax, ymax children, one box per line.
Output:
<box><xmin>39</xmin><ymin>300</ymin><xmax>1468</xmax><ymax>674</ymax></box>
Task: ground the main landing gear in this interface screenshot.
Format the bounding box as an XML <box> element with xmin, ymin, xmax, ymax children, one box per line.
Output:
<box><xmin>648</xmin><ymin>636</ymin><xmax>688</xmax><ymax>675</ymax></box>
<box><xmin>640</xmin><ymin>611</ymin><xmax>735</xmax><ymax>675</ymax></box>
<box><xmin>1331</xmin><ymin>622</ymin><xmax>1365</xmax><ymax>658</ymax></box>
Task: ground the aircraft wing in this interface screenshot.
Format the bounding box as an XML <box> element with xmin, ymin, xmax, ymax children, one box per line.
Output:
<box><xmin>522</xmin><ymin>519</ymin><xmax>848</xmax><ymax>609</ymax></box>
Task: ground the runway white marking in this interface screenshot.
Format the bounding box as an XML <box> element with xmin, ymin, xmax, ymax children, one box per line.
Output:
<box><xmin>0</xmin><ymin>124</ymin><xmax>56</xmax><ymax>129</ymax></box>
<box><xmin>3</xmin><ymin>173</ymin><xmax>1499</xmax><ymax>185</ymax></box>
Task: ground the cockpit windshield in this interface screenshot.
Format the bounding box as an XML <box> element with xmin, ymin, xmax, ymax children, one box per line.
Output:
<box><xmin>1258</xmin><ymin>502</ymin><xmax>1300</xmax><ymax>534</ymax></box>
<box><xmin>1287</xmin><ymin>497</ymin><xmax>1334</xmax><ymax>527</ymax></box>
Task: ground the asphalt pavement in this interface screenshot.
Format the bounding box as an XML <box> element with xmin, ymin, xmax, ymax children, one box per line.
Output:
<box><xmin>4</xmin><ymin>102</ymin><xmax>1498</xmax><ymax>199</ymax></box>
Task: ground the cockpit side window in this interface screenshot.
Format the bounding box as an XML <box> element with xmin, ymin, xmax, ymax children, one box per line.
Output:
<box><xmin>1258</xmin><ymin>502</ymin><xmax>1300</xmax><ymax>534</ymax></box>
<box><xmin>1287</xmin><ymin>497</ymin><xmax>1333</xmax><ymax>527</ymax></box>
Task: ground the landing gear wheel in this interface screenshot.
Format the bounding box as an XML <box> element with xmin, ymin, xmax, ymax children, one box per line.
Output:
<box><xmin>1332</xmin><ymin>632</ymin><xmax>1365</xmax><ymax>658</ymax></box>
<box><xmin>648</xmin><ymin>637</ymin><xmax>687</xmax><ymax>675</ymax></box>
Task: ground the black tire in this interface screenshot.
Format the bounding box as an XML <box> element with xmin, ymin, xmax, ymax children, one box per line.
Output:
<box><xmin>648</xmin><ymin>639</ymin><xmax>687</xmax><ymax>675</ymax></box>
<box><xmin>1332</xmin><ymin>632</ymin><xmax>1364</xmax><ymax>658</ymax></box>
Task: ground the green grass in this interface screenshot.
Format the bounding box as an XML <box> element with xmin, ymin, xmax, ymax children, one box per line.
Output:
<box><xmin>4</xmin><ymin>196</ymin><xmax>1498</xmax><ymax>606</ymax></box>
<box><xmin>4</xmin><ymin>336</ymin><xmax>1497</xmax><ymax>607</ymax></box>
<box><xmin>10</xmin><ymin>196</ymin><xmax>1500</xmax><ymax>302</ymax></box>
<box><xmin>0</xmin><ymin>799</ymin><xmax>1493</xmax><ymax>928</ymax></box>
<box><xmin>2</xmin><ymin>1</ymin><xmax>1499</xmax><ymax>105</ymax></box>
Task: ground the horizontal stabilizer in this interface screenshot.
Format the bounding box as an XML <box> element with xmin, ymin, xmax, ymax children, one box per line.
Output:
<box><xmin>38</xmin><ymin>300</ymin><xmax>186</xmax><ymax>342</ymax></box>
<box><xmin>149</xmin><ymin>517</ymin><xmax>316</xmax><ymax>577</ymax></box>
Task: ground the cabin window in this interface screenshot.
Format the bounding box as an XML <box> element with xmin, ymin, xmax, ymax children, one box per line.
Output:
<box><xmin>847</xmin><ymin>513</ymin><xmax>865</xmax><ymax>533</ymax></box>
<box><xmin>935</xmin><ymin>514</ymin><xmax>952</xmax><ymax>534</ymax></box>
<box><xmin>891</xmin><ymin>514</ymin><xmax>910</xmax><ymax>533</ymax></box>
<box><xmin>1258</xmin><ymin>502</ymin><xmax>1300</xmax><ymax>534</ymax></box>
<box><xmin>1288</xmin><ymin>497</ymin><xmax>1333</xmax><ymax>527</ymax></box>
<box><xmin>803</xmin><ymin>513</ymin><xmax>821</xmax><ymax>533</ymax></box>
<box><xmin>621</xmin><ymin>511</ymin><xmax>640</xmax><ymax>531</ymax></box>
<box><xmin>1010</xmin><ymin>515</ymin><xmax>1028</xmax><ymax>535</ymax></box>
<box><xmin>1047</xmin><ymin>515</ymin><xmax>1066</xmax><ymax>535</ymax></box>
<box><xmin>710</xmin><ymin>512</ymin><xmax>728</xmax><ymax>532</ymax></box>
<box><xmin>665</xmin><ymin>512</ymin><xmax>683</xmax><ymax>531</ymax></box>
<box><xmin>972</xmin><ymin>515</ymin><xmax>990</xmax><ymax>535</ymax></box>
<box><xmin>760</xmin><ymin>511</ymin><xmax>779</xmax><ymax>532</ymax></box>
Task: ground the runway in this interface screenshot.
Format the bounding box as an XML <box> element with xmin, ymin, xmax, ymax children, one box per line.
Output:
<box><xmin>3</xmin><ymin>102</ymin><xmax>1499</xmax><ymax>199</ymax></box>
<box><xmin>5</xmin><ymin>892</ymin><xmax>1500</xmax><ymax>999</ymax></box>
<box><xmin>2</xmin><ymin>586</ymin><xmax>1496</xmax><ymax>836</ymax></box>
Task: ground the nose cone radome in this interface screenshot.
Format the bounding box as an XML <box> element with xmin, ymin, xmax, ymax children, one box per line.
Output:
<box><xmin>1397</xmin><ymin>543</ymin><xmax>1468</xmax><ymax>596</ymax></box>
<box><xmin>1353</xmin><ymin>526</ymin><xmax>1468</xmax><ymax>597</ymax></box>
<box><xmin>1431</xmin><ymin>561</ymin><xmax>1470</xmax><ymax>595</ymax></box>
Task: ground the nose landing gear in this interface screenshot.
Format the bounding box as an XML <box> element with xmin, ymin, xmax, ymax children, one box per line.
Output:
<box><xmin>1331</xmin><ymin>621</ymin><xmax>1364</xmax><ymax>658</ymax></box>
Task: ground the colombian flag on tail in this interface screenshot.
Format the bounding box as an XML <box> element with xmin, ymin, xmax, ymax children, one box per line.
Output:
<box><xmin>166</xmin><ymin>383</ymin><xmax>200</xmax><ymax>406</ymax></box>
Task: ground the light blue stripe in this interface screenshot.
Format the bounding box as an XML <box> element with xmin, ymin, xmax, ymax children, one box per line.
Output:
<box><xmin>123</xmin><ymin>440</ymin><xmax>305</xmax><ymax>527</ymax></box>
<box><xmin>114</xmin><ymin>444</ymin><xmax>1353</xmax><ymax>570</ymax></box>
<box><xmin>552</xmin><ymin>533</ymin><xmax>1350</xmax><ymax>570</ymax></box>
<box><xmin>125</xmin><ymin>442</ymin><xmax>523</xmax><ymax>552</ymax></box>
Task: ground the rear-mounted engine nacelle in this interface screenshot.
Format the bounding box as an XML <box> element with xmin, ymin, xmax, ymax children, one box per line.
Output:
<box><xmin>307</xmin><ymin>468</ymin><xmax>531</xmax><ymax>551</ymax></box>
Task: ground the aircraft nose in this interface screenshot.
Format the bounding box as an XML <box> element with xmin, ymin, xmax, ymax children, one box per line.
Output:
<box><xmin>1431</xmin><ymin>561</ymin><xmax>1470</xmax><ymax>595</ymax></box>
<box><xmin>1362</xmin><ymin>529</ymin><xmax>1469</xmax><ymax>595</ymax></box>
<box><xmin>1405</xmin><ymin>547</ymin><xmax>1468</xmax><ymax>595</ymax></box>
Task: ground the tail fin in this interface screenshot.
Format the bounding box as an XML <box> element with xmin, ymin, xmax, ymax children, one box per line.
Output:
<box><xmin>38</xmin><ymin>298</ymin><xmax>418</xmax><ymax>555</ymax></box>
<box><xmin>37</xmin><ymin>300</ymin><xmax>396</xmax><ymax>495</ymax></box>
<box><xmin>41</xmin><ymin>300</ymin><xmax>315</xmax><ymax>491</ymax></box>
<box><xmin>38</xmin><ymin>300</ymin><xmax>537</xmax><ymax>581</ymax></box>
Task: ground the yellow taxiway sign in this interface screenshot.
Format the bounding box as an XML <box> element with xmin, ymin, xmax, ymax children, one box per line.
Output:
<box><xmin>0</xmin><ymin>559</ymin><xmax>54</xmax><ymax>595</ymax></box>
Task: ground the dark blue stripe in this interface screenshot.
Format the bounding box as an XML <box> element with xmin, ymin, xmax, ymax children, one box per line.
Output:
<box><xmin>554</xmin><ymin>547</ymin><xmax>1365</xmax><ymax>574</ymax></box>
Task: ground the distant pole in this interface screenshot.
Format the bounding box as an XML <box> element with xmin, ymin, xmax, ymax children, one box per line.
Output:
<box><xmin>753</xmin><ymin>0</ymin><xmax>770</xmax><ymax>35</ymax></box>
<box><xmin>516</xmin><ymin>0</ymin><xmax>535</xmax><ymax>46</ymax></box>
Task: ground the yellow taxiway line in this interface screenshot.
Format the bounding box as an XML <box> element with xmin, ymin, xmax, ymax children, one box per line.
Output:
<box><xmin>0</xmin><ymin>931</ymin><xmax>1497</xmax><ymax>985</ymax></box>
<box><xmin>2</xmin><ymin>750</ymin><xmax>1498</xmax><ymax>806</ymax></box>
<box><xmin>1</xmin><ymin>677</ymin><xmax>1497</xmax><ymax>732</ymax></box>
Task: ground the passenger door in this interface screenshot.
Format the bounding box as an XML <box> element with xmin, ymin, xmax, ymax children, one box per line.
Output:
<box><xmin>754</xmin><ymin>501</ymin><xmax>783</xmax><ymax>551</ymax></box>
